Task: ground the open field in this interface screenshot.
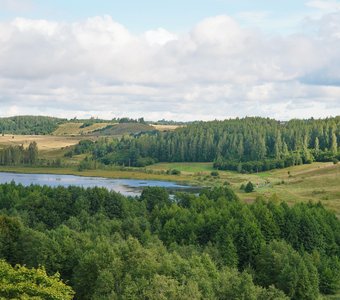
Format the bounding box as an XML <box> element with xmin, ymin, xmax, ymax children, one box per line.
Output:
<box><xmin>0</xmin><ymin>134</ymin><xmax>81</xmax><ymax>151</ymax></box>
<box><xmin>147</xmin><ymin>161</ymin><xmax>340</xmax><ymax>216</ymax></box>
<box><xmin>151</xmin><ymin>124</ymin><xmax>182</xmax><ymax>131</ymax></box>
<box><xmin>53</xmin><ymin>122</ymin><xmax>112</xmax><ymax>135</ymax></box>
<box><xmin>147</xmin><ymin>162</ymin><xmax>215</xmax><ymax>173</ymax></box>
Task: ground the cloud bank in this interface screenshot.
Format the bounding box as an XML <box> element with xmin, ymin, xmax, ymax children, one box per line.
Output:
<box><xmin>0</xmin><ymin>13</ymin><xmax>340</xmax><ymax>120</ymax></box>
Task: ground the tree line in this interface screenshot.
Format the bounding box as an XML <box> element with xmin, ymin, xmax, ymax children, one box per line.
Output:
<box><xmin>0</xmin><ymin>116</ymin><xmax>65</xmax><ymax>135</ymax></box>
<box><xmin>0</xmin><ymin>142</ymin><xmax>38</xmax><ymax>165</ymax></box>
<box><xmin>73</xmin><ymin>117</ymin><xmax>339</xmax><ymax>171</ymax></box>
<box><xmin>0</xmin><ymin>184</ymin><xmax>339</xmax><ymax>299</ymax></box>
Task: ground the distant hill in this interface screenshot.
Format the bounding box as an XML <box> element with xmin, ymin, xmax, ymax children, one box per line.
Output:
<box><xmin>53</xmin><ymin>122</ymin><xmax>112</xmax><ymax>136</ymax></box>
<box><xmin>93</xmin><ymin>123</ymin><xmax>156</xmax><ymax>136</ymax></box>
<box><xmin>0</xmin><ymin>116</ymin><xmax>65</xmax><ymax>135</ymax></box>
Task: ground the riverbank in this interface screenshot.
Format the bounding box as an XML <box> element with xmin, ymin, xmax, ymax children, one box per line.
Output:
<box><xmin>0</xmin><ymin>165</ymin><xmax>195</xmax><ymax>184</ymax></box>
<box><xmin>0</xmin><ymin>162</ymin><xmax>339</xmax><ymax>215</ymax></box>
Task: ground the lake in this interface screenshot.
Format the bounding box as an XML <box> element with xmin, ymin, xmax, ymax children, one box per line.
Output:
<box><xmin>0</xmin><ymin>172</ymin><xmax>199</xmax><ymax>196</ymax></box>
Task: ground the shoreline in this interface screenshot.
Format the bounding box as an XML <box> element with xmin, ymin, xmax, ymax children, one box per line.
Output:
<box><xmin>0</xmin><ymin>166</ymin><xmax>197</xmax><ymax>186</ymax></box>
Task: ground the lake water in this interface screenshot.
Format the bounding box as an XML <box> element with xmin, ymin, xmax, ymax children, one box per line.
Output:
<box><xmin>0</xmin><ymin>172</ymin><xmax>199</xmax><ymax>196</ymax></box>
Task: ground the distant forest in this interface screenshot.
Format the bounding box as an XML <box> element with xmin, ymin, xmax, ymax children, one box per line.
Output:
<box><xmin>73</xmin><ymin>117</ymin><xmax>340</xmax><ymax>172</ymax></box>
<box><xmin>0</xmin><ymin>116</ymin><xmax>65</xmax><ymax>135</ymax></box>
<box><xmin>0</xmin><ymin>184</ymin><xmax>339</xmax><ymax>299</ymax></box>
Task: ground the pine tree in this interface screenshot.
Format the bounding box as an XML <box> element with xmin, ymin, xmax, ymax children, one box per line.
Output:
<box><xmin>245</xmin><ymin>181</ymin><xmax>254</xmax><ymax>193</ymax></box>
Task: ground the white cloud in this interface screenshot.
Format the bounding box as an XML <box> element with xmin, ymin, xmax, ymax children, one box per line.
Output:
<box><xmin>144</xmin><ymin>28</ymin><xmax>178</xmax><ymax>46</ymax></box>
<box><xmin>0</xmin><ymin>14</ymin><xmax>339</xmax><ymax>121</ymax></box>
<box><xmin>306</xmin><ymin>1</ymin><xmax>340</xmax><ymax>12</ymax></box>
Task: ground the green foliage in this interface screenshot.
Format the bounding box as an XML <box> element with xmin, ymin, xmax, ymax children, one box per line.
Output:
<box><xmin>0</xmin><ymin>259</ymin><xmax>74</xmax><ymax>299</ymax></box>
<box><xmin>166</xmin><ymin>169</ymin><xmax>181</xmax><ymax>175</ymax></box>
<box><xmin>0</xmin><ymin>116</ymin><xmax>65</xmax><ymax>135</ymax></box>
<box><xmin>80</xmin><ymin>117</ymin><xmax>340</xmax><ymax>170</ymax></box>
<box><xmin>0</xmin><ymin>142</ymin><xmax>39</xmax><ymax>166</ymax></box>
<box><xmin>255</xmin><ymin>240</ymin><xmax>319</xmax><ymax>300</ymax></box>
<box><xmin>0</xmin><ymin>184</ymin><xmax>339</xmax><ymax>298</ymax></box>
<box><xmin>245</xmin><ymin>181</ymin><xmax>254</xmax><ymax>193</ymax></box>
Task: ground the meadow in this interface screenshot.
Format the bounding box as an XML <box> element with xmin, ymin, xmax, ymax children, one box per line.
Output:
<box><xmin>147</xmin><ymin>161</ymin><xmax>340</xmax><ymax>216</ymax></box>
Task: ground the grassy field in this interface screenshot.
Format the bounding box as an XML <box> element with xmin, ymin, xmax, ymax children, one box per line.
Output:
<box><xmin>0</xmin><ymin>134</ymin><xmax>81</xmax><ymax>151</ymax></box>
<box><xmin>150</xmin><ymin>124</ymin><xmax>182</xmax><ymax>131</ymax></box>
<box><xmin>147</xmin><ymin>162</ymin><xmax>215</xmax><ymax>173</ymax></box>
<box><xmin>147</xmin><ymin>162</ymin><xmax>340</xmax><ymax>216</ymax></box>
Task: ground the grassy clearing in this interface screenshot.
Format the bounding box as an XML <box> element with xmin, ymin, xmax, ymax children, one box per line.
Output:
<box><xmin>148</xmin><ymin>161</ymin><xmax>340</xmax><ymax>215</ymax></box>
<box><xmin>147</xmin><ymin>162</ymin><xmax>215</xmax><ymax>173</ymax></box>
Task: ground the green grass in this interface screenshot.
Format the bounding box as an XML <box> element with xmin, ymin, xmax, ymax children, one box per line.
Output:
<box><xmin>148</xmin><ymin>161</ymin><xmax>340</xmax><ymax>216</ymax></box>
<box><xmin>0</xmin><ymin>165</ymin><xmax>193</xmax><ymax>183</ymax></box>
<box><xmin>147</xmin><ymin>162</ymin><xmax>215</xmax><ymax>173</ymax></box>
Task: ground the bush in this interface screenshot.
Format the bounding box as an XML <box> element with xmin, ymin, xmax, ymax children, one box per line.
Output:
<box><xmin>167</xmin><ymin>169</ymin><xmax>181</xmax><ymax>175</ymax></box>
<box><xmin>245</xmin><ymin>181</ymin><xmax>254</xmax><ymax>193</ymax></box>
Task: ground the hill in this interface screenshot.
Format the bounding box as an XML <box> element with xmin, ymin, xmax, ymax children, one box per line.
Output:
<box><xmin>53</xmin><ymin>122</ymin><xmax>112</xmax><ymax>135</ymax></box>
<box><xmin>93</xmin><ymin>123</ymin><xmax>156</xmax><ymax>136</ymax></box>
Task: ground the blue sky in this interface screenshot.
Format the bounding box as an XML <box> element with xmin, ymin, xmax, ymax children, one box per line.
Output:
<box><xmin>0</xmin><ymin>0</ymin><xmax>340</xmax><ymax>120</ymax></box>
<box><xmin>0</xmin><ymin>0</ymin><xmax>323</xmax><ymax>32</ymax></box>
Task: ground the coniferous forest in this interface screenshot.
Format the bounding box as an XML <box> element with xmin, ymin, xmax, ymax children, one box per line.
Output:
<box><xmin>0</xmin><ymin>184</ymin><xmax>340</xmax><ymax>299</ymax></box>
<box><xmin>74</xmin><ymin>117</ymin><xmax>340</xmax><ymax>172</ymax></box>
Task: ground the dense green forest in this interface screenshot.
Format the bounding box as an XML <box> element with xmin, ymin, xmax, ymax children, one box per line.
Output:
<box><xmin>0</xmin><ymin>184</ymin><xmax>339</xmax><ymax>299</ymax></box>
<box><xmin>73</xmin><ymin>117</ymin><xmax>340</xmax><ymax>171</ymax></box>
<box><xmin>0</xmin><ymin>116</ymin><xmax>66</xmax><ymax>135</ymax></box>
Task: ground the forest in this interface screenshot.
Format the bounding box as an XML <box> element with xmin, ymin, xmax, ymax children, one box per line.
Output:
<box><xmin>0</xmin><ymin>116</ymin><xmax>66</xmax><ymax>135</ymax></box>
<box><xmin>72</xmin><ymin>117</ymin><xmax>340</xmax><ymax>172</ymax></box>
<box><xmin>0</xmin><ymin>142</ymin><xmax>39</xmax><ymax>166</ymax></box>
<box><xmin>0</xmin><ymin>115</ymin><xmax>149</xmax><ymax>135</ymax></box>
<box><xmin>0</xmin><ymin>183</ymin><xmax>339</xmax><ymax>299</ymax></box>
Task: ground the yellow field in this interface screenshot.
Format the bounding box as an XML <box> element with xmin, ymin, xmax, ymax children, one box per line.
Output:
<box><xmin>151</xmin><ymin>124</ymin><xmax>182</xmax><ymax>131</ymax></box>
<box><xmin>0</xmin><ymin>134</ymin><xmax>81</xmax><ymax>151</ymax></box>
<box><xmin>53</xmin><ymin>122</ymin><xmax>112</xmax><ymax>135</ymax></box>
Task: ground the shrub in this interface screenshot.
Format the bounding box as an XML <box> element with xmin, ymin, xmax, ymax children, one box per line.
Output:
<box><xmin>245</xmin><ymin>181</ymin><xmax>254</xmax><ymax>193</ymax></box>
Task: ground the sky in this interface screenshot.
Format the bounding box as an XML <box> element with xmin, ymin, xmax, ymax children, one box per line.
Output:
<box><xmin>0</xmin><ymin>0</ymin><xmax>340</xmax><ymax>120</ymax></box>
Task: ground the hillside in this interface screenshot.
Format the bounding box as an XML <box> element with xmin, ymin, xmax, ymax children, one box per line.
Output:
<box><xmin>53</xmin><ymin>122</ymin><xmax>112</xmax><ymax>135</ymax></box>
<box><xmin>93</xmin><ymin>123</ymin><xmax>156</xmax><ymax>136</ymax></box>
